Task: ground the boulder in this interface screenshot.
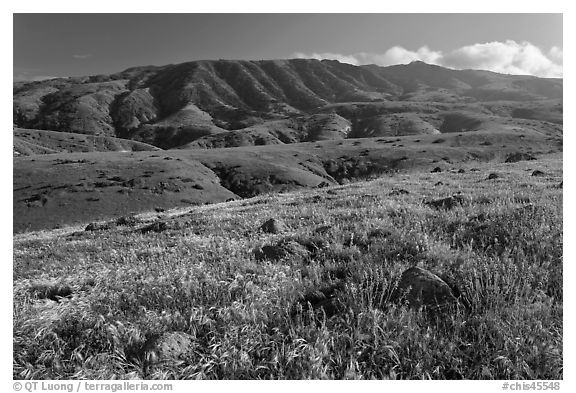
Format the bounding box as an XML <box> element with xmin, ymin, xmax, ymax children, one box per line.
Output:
<box><xmin>313</xmin><ymin>225</ymin><xmax>333</xmax><ymax>234</ymax></box>
<box><xmin>393</xmin><ymin>267</ymin><xmax>457</xmax><ymax>310</ymax></box>
<box><xmin>115</xmin><ymin>215</ymin><xmax>140</xmax><ymax>226</ymax></box>
<box><xmin>151</xmin><ymin>332</ymin><xmax>193</xmax><ymax>363</ymax></box>
<box><xmin>425</xmin><ymin>195</ymin><xmax>465</xmax><ymax>210</ymax></box>
<box><xmin>531</xmin><ymin>170</ymin><xmax>545</xmax><ymax>177</ymax></box>
<box><xmin>487</xmin><ymin>173</ymin><xmax>499</xmax><ymax>180</ymax></box>
<box><xmin>29</xmin><ymin>280</ymin><xmax>73</xmax><ymax>302</ymax></box>
<box><xmin>259</xmin><ymin>218</ymin><xmax>287</xmax><ymax>234</ymax></box>
<box><xmin>505</xmin><ymin>152</ymin><xmax>536</xmax><ymax>163</ymax></box>
<box><xmin>295</xmin><ymin>282</ymin><xmax>346</xmax><ymax>319</ymax></box>
<box><xmin>389</xmin><ymin>188</ymin><xmax>410</xmax><ymax>196</ymax></box>
<box><xmin>140</xmin><ymin>221</ymin><xmax>171</xmax><ymax>233</ymax></box>
<box><xmin>254</xmin><ymin>240</ymin><xmax>309</xmax><ymax>262</ymax></box>
<box><xmin>85</xmin><ymin>222</ymin><xmax>114</xmax><ymax>231</ymax></box>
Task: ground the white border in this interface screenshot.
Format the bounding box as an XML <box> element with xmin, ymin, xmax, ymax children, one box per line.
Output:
<box><xmin>4</xmin><ymin>3</ymin><xmax>571</xmax><ymax>391</ymax></box>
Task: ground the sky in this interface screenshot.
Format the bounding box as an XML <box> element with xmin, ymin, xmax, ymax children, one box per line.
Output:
<box><xmin>13</xmin><ymin>13</ymin><xmax>563</xmax><ymax>81</ymax></box>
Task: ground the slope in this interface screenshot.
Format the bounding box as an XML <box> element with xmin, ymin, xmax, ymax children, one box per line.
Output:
<box><xmin>13</xmin><ymin>59</ymin><xmax>562</xmax><ymax>149</ymax></box>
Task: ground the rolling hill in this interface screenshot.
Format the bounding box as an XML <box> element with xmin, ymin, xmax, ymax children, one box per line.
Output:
<box><xmin>13</xmin><ymin>59</ymin><xmax>562</xmax><ymax>149</ymax></box>
<box><xmin>12</xmin><ymin>58</ymin><xmax>563</xmax><ymax>380</ymax></box>
<box><xmin>13</xmin><ymin>59</ymin><xmax>563</xmax><ymax>232</ymax></box>
<box><xmin>14</xmin><ymin>125</ymin><xmax>561</xmax><ymax>232</ymax></box>
<box><xmin>13</xmin><ymin>153</ymin><xmax>563</xmax><ymax>379</ymax></box>
<box><xmin>13</xmin><ymin>128</ymin><xmax>160</xmax><ymax>156</ymax></box>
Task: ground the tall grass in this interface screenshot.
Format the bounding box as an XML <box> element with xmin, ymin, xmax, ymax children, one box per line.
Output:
<box><xmin>13</xmin><ymin>156</ymin><xmax>562</xmax><ymax>379</ymax></box>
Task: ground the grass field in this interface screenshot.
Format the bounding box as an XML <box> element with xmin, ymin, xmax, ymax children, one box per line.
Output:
<box><xmin>13</xmin><ymin>125</ymin><xmax>561</xmax><ymax>233</ymax></box>
<box><xmin>13</xmin><ymin>154</ymin><xmax>562</xmax><ymax>380</ymax></box>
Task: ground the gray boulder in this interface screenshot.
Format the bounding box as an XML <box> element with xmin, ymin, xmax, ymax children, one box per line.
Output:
<box><xmin>259</xmin><ymin>218</ymin><xmax>287</xmax><ymax>234</ymax></box>
<box><xmin>85</xmin><ymin>222</ymin><xmax>114</xmax><ymax>231</ymax></box>
<box><xmin>425</xmin><ymin>195</ymin><xmax>465</xmax><ymax>210</ymax></box>
<box><xmin>254</xmin><ymin>240</ymin><xmax>309</xmax><ymax>262</ymax></box>
<box><xmin>393</xmin><ymin>267</ymin><xmax>457</xmax><ymax>311</ymax></box>
<box><xmin>150</xmin><ymin>331</ymin><xmax>193</xmax><ymax>364</ymax></box>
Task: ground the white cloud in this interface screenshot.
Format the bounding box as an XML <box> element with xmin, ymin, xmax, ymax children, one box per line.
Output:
<box><xmin>292</xmin><ymin>40</ymin><xmax>562</xmax><ymax>78</ymax></box>
<box><xmin>442</xmin><ymin>40</ymin><xmax>562</xmax><ymax>77</ymax></box>
<box><xmin>359</xmin><ymin>46</ymin><xmax>442</xmax><ymax>66</ymax></box>
<box><xmin>293</xmin><ymin>47</ymin><xmax>441</xmax><ymax>67</ymax></box>
<box><xmin>293</xmin><ymin>52</ymin><xmax>359</xmax><ymax>65</ymax></box>
<box><xmin>549</xmin><ymin>46</ymin><xmax>563</xmax><ymax>63</ymax></box>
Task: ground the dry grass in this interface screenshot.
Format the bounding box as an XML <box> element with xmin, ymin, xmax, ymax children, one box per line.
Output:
<box><xmin>13</xmin><ymin>154</ymin><xmax>562</xmax><ymax>380</ymax></box>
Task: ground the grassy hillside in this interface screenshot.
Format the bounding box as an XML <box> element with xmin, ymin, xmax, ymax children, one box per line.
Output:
<box><xmin>14</xmin><ymin>126</ymin><xmax>561</xmax><ymax>233</ymax></box>
<box><xmin>14</xmin><ymin>151</ymin><xmax>237</xmax><ymax>232</ymax></box>
<box><xmin>13</xmin><ymin>128</ymin><xmax>161</xmax><ymax>156</ymax></box>
<box><xmin>13</xmin><ymin>59</ymin><xmax>562</xmax><ymax>149</ymax></box>
<box><xmin>13</xmin><ymin>154</ymin><xmax>562</xmax><ymax>379</ymax></box>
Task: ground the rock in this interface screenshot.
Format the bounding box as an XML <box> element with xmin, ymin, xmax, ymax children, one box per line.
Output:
<box><xmin>151</xmin><ymin>332</ymin><xmax>193</xmax><ymax>363</ymax></box>
<box><xmin>425</xmin><ymin>195</ymin><xmax>465</xmax><ymax>210</ymax></box>
<box><xmin>474</xmin><ymin>196</ymin><xmax>492</xmax><ymax>205</ymax></box>
<box><xmin>487</xmin><ymin>173</ymin><xmax>499</xmax><ymax>180</ymax></box>
<box><xmin>469</xmin><ymin>212</ymin><xmax>488</xmax><ymax>222</ymax></box>
<box><xmin>140</xmin><ymin>221</ymin><xmax>169</xmax><ymax>233</ymax></box>
<box><xmin>85</xmin><ymin>222</ymin><xmax>113</xmax><ymax>231</ymax></box>
<box><xmin>295</xmin><ymin>282</ymin><xmax>345</xmax><ymax>319</ymax></box>
<box><xmin>444</xmin><ymin>368</ymin><xmax>464</xmax><ymax>380</ymax></box>
<box><xmin>122</xmin><ymin>178</ymin><xmax>145</xmax><ymax>188</ymax></box>
<box><xmin>556</xmin><ymin>181</ymin><xmax>563</xmax><ymax>189</ymax></box>
<box><xmin>505</xmin><ymin>152</ymin><xmax>536</xmax><ymax>163</ymax></box>
<box><xmin>389</xmin><ymin>188</ymin><xmax>410</xmax><ymax>196</ymax></box>
<box><xmin>24</xmin><ymin>194</ymin><xmax>49</xmax><ymax>207</ymax></box>
<box><xmin>254</xmin><ymin>240</ymin><xmax>309</xmax><ymax>262</ymax></box>
<box><xmin>434</xmin><ymin>181</ymin><xmax>444</xmax><ymax>186</ymax></box>
<box><xmin>313</xmin><ymin>225</ymin><xmax>333</xmax><ymax>234</ymax></box>
<box><xmin>317</xmin><ymin>181</ymin><xmax>331</xmax><ymax>188</ymax></box>
<box><xmin>431</xmin><ymin>166</ymin><xmax>442</xmax><ymax>173</ymax></box>
<box><xmin>531</xmin><ymin>170</ymin><xmax>545</xmax><ymax>177</ymax></box>
<box><xmin>115</xmin><ymin>215</ymin><xmax>140</xmax><ymax>226</ymax></box>
<box><xmin>29</xmin><ymin>280</ymin><xmax>73</xmax><ymax>302</ymax></box>
<box><xmin>457</xmin><ymin>168</ymin><xmax>466</xmax><ymax>174</ymax></box>
<box><xmin>259</xmin><ymin>218</ymin><xmax>287</xmax><ymax>234</ymax></box>
<box><xmin>393</xmin><ymin>267</ymin><xmax>457</xmax><ymax>310</ymax></box>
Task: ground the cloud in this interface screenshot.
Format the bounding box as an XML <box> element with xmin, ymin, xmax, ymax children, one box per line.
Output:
<box><xmin>294</xmin><ymin>47</ymin><xmax>442</xmax><ymax>68</ymax></box>
<box><xmin>359</xmin><ymin>46</ymin><xmax>442</xmax><ymax>66</ymax></box>
<box><xmin>292</xmin><ymin>40</ymin><xmax>562</xmax><ymax>78</ymax></box>
<box><xmin>548</xmin><ymin>46</ymin><xmax>563</xmax><ymax>63</ymax></box>
<box><xmin>442</xmin><ymin>40</ymin><xmax>562</xmax><ymax>78</ymax></box>
<box><xmin>293</xmin><ymin>51</ymin><xmax>360</xmax><ymax>65</ymax></box>
<box><xmin>72</xmin><ymin>53</ymin><xmax>93</xmax><ymax>59</ymax></box>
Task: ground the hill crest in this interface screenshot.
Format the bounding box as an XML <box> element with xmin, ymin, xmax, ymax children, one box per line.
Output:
<box><xmin>13</xmin><ymin>59</ymin><xmax>562</xmax><ymax>150</ymax></box>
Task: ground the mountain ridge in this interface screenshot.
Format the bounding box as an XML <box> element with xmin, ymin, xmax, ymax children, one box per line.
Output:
<box><xmin>14</xmin><ymin>59</ymin><xmax>562</xmax><ymax>150</ymax></box>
